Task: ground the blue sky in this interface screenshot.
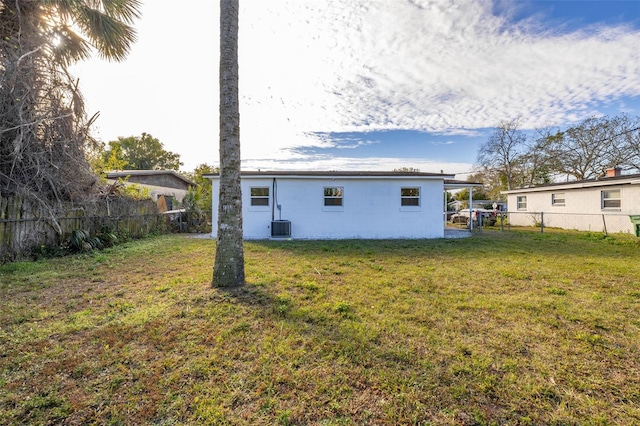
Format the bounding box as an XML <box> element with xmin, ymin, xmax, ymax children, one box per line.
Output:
<box><xmin>71</xmin><ymin>0</ymin><xmax>640</xmax><ymax>178</ymax></box>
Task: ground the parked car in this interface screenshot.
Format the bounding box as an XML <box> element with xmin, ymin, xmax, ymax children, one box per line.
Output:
<box><xmin>450</xmin><ymin>209</ymin><xmax>497</xmax><ymax>226</ymax></box>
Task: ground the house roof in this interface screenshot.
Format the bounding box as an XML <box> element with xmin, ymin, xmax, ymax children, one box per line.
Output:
<box><xmin>502</xmin><ymin>173</ymin><xmax>640</xmax><ymax>194</ymax></box>
<box><xmin>106</xmin><ymin>170</ymin><xmax>196</xmax><ymax>186</ymax></box>
<box><xmin>204</xmin><ymin>170</ymin><xmax>458</xmax><ymax>179</ymax></box>
<box><xmin>443</xmin><ymin>179</ymin><xmax>484</xmax><ymax>190</ymax></box>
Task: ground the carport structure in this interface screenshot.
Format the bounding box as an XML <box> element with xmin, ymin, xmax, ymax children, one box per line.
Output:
<box><xmin>444</xmin><ymin>179</ymin><xmax>484</xmax><ymax>231</ymax></box>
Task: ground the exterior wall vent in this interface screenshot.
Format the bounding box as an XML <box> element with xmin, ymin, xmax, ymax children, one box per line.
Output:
<box><xmin>271</xmin><ymin>220</ymin><xmax>291</xmax><ymax>238</ymax></box>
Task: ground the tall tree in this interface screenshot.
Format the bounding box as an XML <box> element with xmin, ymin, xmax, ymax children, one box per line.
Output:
<box><xmin>105</xmin><ymin>133</ymin><xmax>182</xmax><ymax>170</ymax></box>
<box><xmin>547</xmin><ymin>116</ymin><xmax>625</xmax><ymax>180</ymax></box>
<box><xmin>614</xmin><ymin>114</ymin><xmax>640</xmax><ymax>171</ymax></box>
<box><xmin>476</xmin><ymin>119</ymin><xmax>527</xmax><ymax>191</ymax></box>
<box><xmin>1</xmin><ymin>0</ymin><xmax>140</xmax><ymax>205</ymax></box>
<box><xmin>213</xmin><ymin>0</ymin><xmax>245</xmax><ymax>287</ymax></box>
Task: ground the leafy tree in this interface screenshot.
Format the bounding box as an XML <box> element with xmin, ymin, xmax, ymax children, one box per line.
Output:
<box><xmin>182</xmin><ymin>163</ymin><xmax>217</xmax><ymax>212</ymax></box>
<box><xmin>87</xmin><ymin>141</ymin><xmax>129</xmax><ymax>176</ymax></box>
<box><xmin>1</xmin><ymin>1</ymin><xmax>140</xmax><ymax>206</ymax></box>
<box><xmin>214</xmin><ymin>0</ymin><xmax>245</xmax><ymax>287</ymax></box>
<box><xmin>105</xmin><ymin>133</ymin><xmax>182</xmax><ymax>170</ymax></box>
<box><xmin>465</xmin><ymin>169</ymin><xmax>504</xmax><ymax>201</ymax></box>
<box><xmin>454</xmin><ymin>187</ymin><xmax>490</xmax><ymax>208</ymax></box>
<box><xmin>183</xmin><ymin>163</ymin><xmax>218</xmax><ymax>187</ymax></box>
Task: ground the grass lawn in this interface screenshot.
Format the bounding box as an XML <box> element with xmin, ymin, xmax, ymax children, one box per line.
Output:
<box><xmin>1</xmin><ymin>230</ymin><xmax>639</xmax><ymax>425</ymax></box>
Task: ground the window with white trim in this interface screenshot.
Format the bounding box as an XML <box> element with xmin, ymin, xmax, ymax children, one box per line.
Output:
<box><xmin>517</xmin><ymin>196</ymin><xmax>527</xmax><ymax>210</ymax></box>
<box><xmin>401</xmin><ymin>187</ymin><xmax>420</xmax><ymax>206</ymax></box>
<box><xmin>250</xmin><ymin>187</ymin><xmax>269</xmax><ymax>206</ymax></box>
<box><xmin>601</xmin><ymin>189</ymin><xmax>621</xmax><ymax>209</ymax></box>
<box><xmin>324</xmin><ymin>187</ymin><xmax>343</xmax><ymax>206</ymax></box>
<box><xmin>551</xmin><ymin>192</ymin><xmax>565</xmax><ymax>206</ymax></box>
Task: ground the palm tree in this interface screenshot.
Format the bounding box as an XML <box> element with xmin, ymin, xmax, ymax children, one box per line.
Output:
<box><xmin>213</xmin><ymin>0</ymin><xmax>245</xmax><ymax>287</ymax></box>
<box><xmin>0</xmin><ymin>0</ymin><xmax>141</xmax><ymax>204</ymax></box>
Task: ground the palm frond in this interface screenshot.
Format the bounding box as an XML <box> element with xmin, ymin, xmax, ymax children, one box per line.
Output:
<box><xmin>76</xmin><ymin>6</ymin><xmax>137</xmax><ymax>61</ymax></box>
<box><xmin>99</xmin><ymin>0</ymin><xmax>142</xmax><ymax>24</ymax></box>
<box><xmin>40</xmin><ymin>0</ymin><xmax>141</xmax><ymax>62</ymax></box>
<box><xmin>47</xmin><ymin>24</ymin><xmax>93</xmax><ymax>65</ymax></box>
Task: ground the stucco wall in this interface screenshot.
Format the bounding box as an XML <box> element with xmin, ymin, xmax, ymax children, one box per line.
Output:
<box><xmin>211</xmin><ymin>177</ymin><xmax>446</xmax><ymax>239</ymax></box>
<box><xmin>506</xmin><ymin>183</ymin><xmax>640</xmax><ymax>234</ymax></box>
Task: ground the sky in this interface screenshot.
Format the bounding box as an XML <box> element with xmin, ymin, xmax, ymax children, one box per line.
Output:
<box><xmin>70</xmin><ymin>0</ymin><xmax>640</xmax><ymax>178</ymax></box>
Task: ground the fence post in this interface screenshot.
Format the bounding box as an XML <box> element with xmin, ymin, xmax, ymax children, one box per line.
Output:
<box><xmin>500</xmin><ymin>212</ymin><xmax>504</xmax><ymax>232</ymax></box>
<box><xmin>540</xmin><ymin>212</ymin><xmax>544</xmax><ymax>233</ymax></box>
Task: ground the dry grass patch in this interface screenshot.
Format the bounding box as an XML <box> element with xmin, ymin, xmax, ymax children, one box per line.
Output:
<box><xmin>1</xmin><ymin>231</ymin><xmax>639</xmax><ymax>425</ymax></box>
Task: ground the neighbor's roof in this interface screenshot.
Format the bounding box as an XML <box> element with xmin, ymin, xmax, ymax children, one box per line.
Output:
<box><xmin>444</xmin><ymin>179</ymin><xmax>483</xmax><ymax>189</ymax></box>
<box><xmin>502</xmin><ymin>173</ymin><xmax>640</xmax><ymax>194</ymax></box>
<box><xmin>204</xmin><ymin>170</ymin><xmax>457</xmax><ymax>179</ymax></box>
<box><xmin>106</xmin><ymin>170</ymin><xmax>196</xmax><ymax>186</ymax></box>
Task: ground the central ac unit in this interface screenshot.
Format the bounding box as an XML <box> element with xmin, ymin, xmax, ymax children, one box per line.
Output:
<box><xmin>271</xmin><ymin>220</ymin><xmax>291</xmax><ymax>237</ymax></box>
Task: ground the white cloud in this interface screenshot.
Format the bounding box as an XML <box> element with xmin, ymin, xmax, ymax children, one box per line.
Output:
<box><xmin>241</xmin><ymin>155</ymin><xmax>473</xmax><ymax>177</ymax></box>
<box><xmin>239</xmin><ymin>0</ymin><xmax>640</xmax><ymax>161</ymax></box>
<box><xmin>71</xmin><ymin>0</ymin><xmax>640</xmax><ymax>171</ymax></box>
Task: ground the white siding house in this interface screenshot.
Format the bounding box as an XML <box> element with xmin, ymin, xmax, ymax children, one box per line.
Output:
<box><xmin>207</xmin><ymin>171</ymin><xmax>459</xmax><ymax>239</ymax></box>
<box><xmin>502</xmin><ymin>170</ymin><xmax>640</xmax><ymax>235</ymax></box>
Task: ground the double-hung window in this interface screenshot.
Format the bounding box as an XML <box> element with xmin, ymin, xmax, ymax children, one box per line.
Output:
<box><xmin>324</xmin><ymin>187</ymin><xmax>343</xmax><ymax>207</ymax></box>
<box><xmin>401</xmin><ymin>187</ymin><xmax>420</xmax><ymax>206</ymax></box>
<box><xmin>250</xmin><ymin>187</ymin><xmax>269</xmax><ymax>206</ymax></box>
<box><xmin>601</xmin><ymin>189</ymin><xmax>621</xmax><ymax>209</ymax></box>
<box><xmin>551</xmin><ymin>193</ymin><xmax>565</xmax><ymax>206</ymax></box>
<box><xmin>517</xmin><ymin>196</ymin><xmax>527</xmax><ymax>210</ymax></box>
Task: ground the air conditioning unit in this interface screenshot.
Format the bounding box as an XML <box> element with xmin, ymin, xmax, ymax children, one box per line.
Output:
<box><xmin>271</xmin><ymin>220</ymin><xmax>291</xmax><ymax>238</ymax></box>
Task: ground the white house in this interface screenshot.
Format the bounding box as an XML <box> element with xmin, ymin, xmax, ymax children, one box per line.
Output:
<box><xmin>502</xmin><ymin>169</ymin><xmax>640</xmax><ymax>235</ymax></box>
<box><xmin>207</xmin><ymin>171</ymin><xmax>477</xmax><ymax>239</ymax></box>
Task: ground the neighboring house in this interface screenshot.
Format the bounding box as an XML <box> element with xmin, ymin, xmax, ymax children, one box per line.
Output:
<box><xmin>207</xmin><ymin>171</ymin><xmax>481</xmax><ymax>239</ymax></box>
<box><xmin>502</xmin><ymin>168</ymin><xmax>640</xmax><ymax>235</ymax></box>
<box><xmin>106</xmin><ymin>170</ymin><xmax>195</xmax><ymax>212</ymax></box>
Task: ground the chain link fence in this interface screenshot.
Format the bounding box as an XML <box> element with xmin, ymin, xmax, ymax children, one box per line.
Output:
<box><xmin>487</xmin><ymin>211</ymin><xmax>639</xmax><ymax>236</ymax></box>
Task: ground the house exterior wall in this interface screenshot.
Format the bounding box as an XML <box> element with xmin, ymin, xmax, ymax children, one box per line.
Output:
<box><xmin>106</xmin><ymin>180</ymin><xmax>189</xmax><ymax>206</ymax></box>
<box><xmin>210</xmin><ymin>176</ymin><xmax>446</xmax><ymax>239</ymax></box>
<box><xmin>506</xmin><ymin>183</ymin><xmax>640</xmax><ymax>234</ymax></box>
<box><xmin>125</xmin><ymin>174</ymin><xmax>190</xmax><ymax>191</ymax></box>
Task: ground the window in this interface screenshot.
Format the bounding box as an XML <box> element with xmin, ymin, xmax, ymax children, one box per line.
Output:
<box><xmin>401</xmin><ymin>187</ymin><xmax>420</xmax><ymax>206</ymax></box>
<box><xmin>324</xmin><ymin>187</ymin><xmax>343</xmax><ymax>206</ymax></box>
<box><xmin>250</xmin><ymin>187</ymin><xmax>269</xmax><ymax>206</ymax></box>
<box><xmin>552</xmin><ymin>193</ymin><xmax>565</xmax><ymax>206</ymax></box>
<box><xmin>517</xmin><ymin>196</ymin><xmax>527</xmax><ymax>210</ymax></box>
<box><xmin>601</xmin><ymin>189</ymin><xmax>621</xmax><ymax>209</ymax></box>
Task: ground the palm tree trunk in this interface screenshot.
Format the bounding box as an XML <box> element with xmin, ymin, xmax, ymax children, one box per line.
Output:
<box><xmin>213</xmin><ymin>0</ymin><xmax>245</xmax><ymax>287</ymax></box>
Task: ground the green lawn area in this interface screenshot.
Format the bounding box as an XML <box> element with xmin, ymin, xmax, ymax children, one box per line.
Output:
<box><xmin>1</xmin><ymin>230</ymin><xmax>639</xmax><ymax>425</ymax></box>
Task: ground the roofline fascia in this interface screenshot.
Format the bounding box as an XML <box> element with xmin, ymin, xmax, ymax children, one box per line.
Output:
<box><xmin>106</xmin><ymin>170</ymin><xmax>196</xmax><ymax>186</ymax></box>
<box><xmin>502</xmin><ymin>177</ymin><xmax>640</xmax><ymax>194</ymax></box>
<box><xmin>204</xmin><ymin>173</ymin><xmax>456</xmax><ymax>180</ymax></box>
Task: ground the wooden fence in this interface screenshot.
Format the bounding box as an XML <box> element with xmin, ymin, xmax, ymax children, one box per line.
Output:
<box><xmin>0</xmin><ymin>196</ymin><xmax>166</xmax><ymax>262</ymax></box>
